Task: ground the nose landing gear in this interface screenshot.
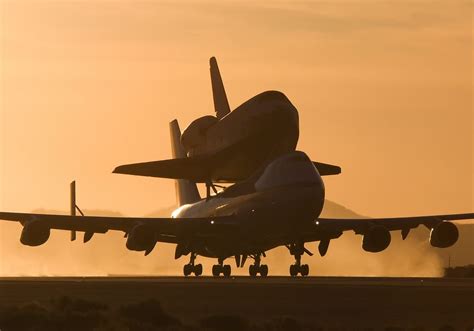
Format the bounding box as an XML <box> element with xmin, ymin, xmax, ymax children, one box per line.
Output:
<box><xmin>183</xmin><ymin>252</ymin><xmax>202</xmax><ymax>277</ymax></box>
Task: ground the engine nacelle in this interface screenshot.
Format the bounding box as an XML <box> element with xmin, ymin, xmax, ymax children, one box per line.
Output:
<box><xmin>126</xmin><ymin>224</ymin><xmax>156</xmax><ymax>252</ymax></box>
<box><xmin>430</xmin><ymin>222</ymin><xmax>459</xmax><ymax>248</ymax></box>
<box><xmin>181</xmin><ymin>116</ymin><xmax>218</xmax><ymax>155</ymax></box>
<box><xmin>20</xmin><ymin>221</ymin><xmax>50</xmax><ymax>246</ymax></box>
<box><xmin>362</xmin><ymin>225</ymin><xmax>391</xmax><ymax>253</ymax></box>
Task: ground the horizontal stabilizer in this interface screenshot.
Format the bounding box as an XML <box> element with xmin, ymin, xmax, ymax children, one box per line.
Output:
<box><xmin>113</xmin><ymin>157</ymin><xmax>212</xmax><ymax>182</ymax></box>
<box><xmin>313</xmin><ymin>162</ymin><xmax>341</xmax><ymax>176</ymax></box>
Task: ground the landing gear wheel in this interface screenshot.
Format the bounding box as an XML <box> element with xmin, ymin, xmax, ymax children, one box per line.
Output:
<box><xmin>222</xmin><ymin>264</ymin><xmax>231</xmax><ymax>278</ymax></box>
<box><xmin>300</xmin><ymin>264</ymin><xmax>309</xmax><ymax>277</ymax></box>
<box><xmin>212</xmin><ymin>265</ymin><xmax>221</xmax><ymax>277</ymax></box>
<box><xmin>289</xmin><ymin>264</ymin><xmax>298</xmax><ymax>277</ymax></box>
<box><xmin>183</xmin><ymin>264</ymin><xmax>192</xmax><ymax>277</ymax></box>
<box><xmin>194</xmin><ymin>264</ymin><xmax>203</xmax><ymax>276</ymax></box>
<box><xmin>249</xmin><ymin>264</ymin><xmax>257</xmax><ymax>277</ymax></box>
<box><xmin>248</xmin><ymin>252</ymin><xmax>268</xmax><ymax>277</ymax></box>
<box><xmin>259</xmin><ymin>264</ymin><xmax>268</xmax><ymax>277</ymax></box>
<box><xmin>184</xmin><ymin>252</ymin><xmax>201</xmax><ymax>277</ymax></box>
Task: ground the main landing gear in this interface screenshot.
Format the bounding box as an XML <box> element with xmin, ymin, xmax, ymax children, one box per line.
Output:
<box><xmin>183</xmin><ymin>252</ymin><xmax>202</xmax><ymax>277</ymax></box>
<box><xmin>288</xmin><ymin>243</ymin><xmax>310</xmax><ymax>277</ymax></box>
<box><xmin>212</xmin><ymin>258</ymin><xmax>232</xmax><ymax>277</ymax></box>
<box><xmin>248</xmin><ymin>253</ymin><xmax>268</xmax><ymax>277</ymax></box>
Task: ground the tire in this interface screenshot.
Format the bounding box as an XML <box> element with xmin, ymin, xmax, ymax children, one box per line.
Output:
<box><xmin>249</xmin><ymin>265</ymin><xmax>257</xmax><ymax>277</ymax></box>
<box><xmin>223</xmin><ymin>265</ymin><xmax>231</xmax><ymax>278</ymax></box>
<box><xmin>183</xmin><ymin>264</ymin><xmax>192</xmax><ymax>277</ymax></box>
<box><xmin>301</xmin><ymin>264</ymin><xmax>309</xmax><ymax>277</ymax></box>
<box><xmin>212</xmin><ymin>265</ymin><xmax>221</xmax><ymax>277</ymax></box>
<box><xmin>289</xmin><ymin>264</ymin><xmax>298</xmax><ymax>277</ymax></box>
<box><xmin>259</xmin><ymin>264</ymin><xmax>268</xmax><ymax>277</ymax></box>
<box><xmin>194</xmin><ymin>264</ymin><xmax>203</xmax><ymax>276</ymax></box>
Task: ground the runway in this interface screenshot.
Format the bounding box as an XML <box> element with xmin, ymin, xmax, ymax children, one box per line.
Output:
<box><xmin>0</xmin><ymin>276</ymin><xmax>473</xmax><ymax>329</ymax></box>
<box><xmin>1</xmin><ymin>275</ymin><xmax>472</xmax><ymax>287</ymax></box>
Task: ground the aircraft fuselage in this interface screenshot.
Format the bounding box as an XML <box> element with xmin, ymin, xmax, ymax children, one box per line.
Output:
<box><xmin>171</xmin><ymin>151</ymin><xmax>325</xmax><ymax>259</ymax></box>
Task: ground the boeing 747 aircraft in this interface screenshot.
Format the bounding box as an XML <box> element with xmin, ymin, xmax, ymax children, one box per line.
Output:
<box><xmin>0</xmin><ymin>120</ymin><xmax>472</xmax><ymax>277</ymax></box>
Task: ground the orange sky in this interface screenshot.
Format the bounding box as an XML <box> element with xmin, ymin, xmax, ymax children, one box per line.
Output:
<box><xmin>1</xmin><ymin>0</ymin><xmax>472</xmax><ymax>219</ymax></box>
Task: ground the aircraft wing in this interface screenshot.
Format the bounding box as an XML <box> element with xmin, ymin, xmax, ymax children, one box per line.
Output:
<box><xmin>316</xmin><ymin>213</ymin><xmax>474</xmax><ymax>232</ymax></box>
<box><xmin>297</xmin><ymin>212</ymin><xmax>474</xmax><ymax>256</ymax></box>
<box><xmin>0</xmin><ymin>211</ymin><xmax>237</xmax><ymax>244</ymax></box>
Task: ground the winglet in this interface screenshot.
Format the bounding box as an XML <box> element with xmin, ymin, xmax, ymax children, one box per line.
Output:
<box><xmin>70</xmin><ymin>181</ymin><xmax>76</xmax><ymax>241</ymax></box>
<box><xmin>69</xmin><ymin>181</ymin><xmax>90</xmax><ymax>242</ymax></box>
<box><xmin>210</xmin><ymin>57</ymin><xmax>231</xmax><ymax>119</ymax></box>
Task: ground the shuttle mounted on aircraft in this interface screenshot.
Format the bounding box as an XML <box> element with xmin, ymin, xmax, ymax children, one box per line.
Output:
<box><xmin>113</xmin><ymin>57</ymin><xmax>341</xmax><ymax>187</ymax></box>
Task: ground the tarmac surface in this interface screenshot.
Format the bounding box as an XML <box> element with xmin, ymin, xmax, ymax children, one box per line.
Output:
<box><xmin>0</xmin><ymin>276</ymin><xmax>473</xmax><ymax>329</ymax></box>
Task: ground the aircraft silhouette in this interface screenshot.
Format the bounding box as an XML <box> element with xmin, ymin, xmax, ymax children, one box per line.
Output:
<box><xmin>1</xmin><ymin>58</ymin><xmax>473</xmax><ymax>277</ymax></box>
<box><xmin>0</xmin><ymin>119</ymin><xmax>472</xmax><ymax>277</ymax></box>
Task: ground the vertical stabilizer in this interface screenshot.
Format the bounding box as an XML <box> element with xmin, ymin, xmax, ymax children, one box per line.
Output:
<box><xmin>210</xmin><ymin>57</ymin><xmax>231</xmax><ymax>119</ymax></box>
<box><xmin>169</xmin><ymin>120</ymin><xmax>201</xmax><ymax>206</ymax></box>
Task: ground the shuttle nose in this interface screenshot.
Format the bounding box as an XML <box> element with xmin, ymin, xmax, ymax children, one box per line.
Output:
<box><xmin>264</xmin><ymin>91</ymin><xmax>299</xmax><ymax>125</ymax></box>
<box><xmin>254</xmin><ymin>91</ymin><xmax>299</xmax><ymax>151</ymax></box>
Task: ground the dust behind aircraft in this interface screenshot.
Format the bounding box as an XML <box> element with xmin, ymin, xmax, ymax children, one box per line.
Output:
<box><xmin>0</xmin><ymin>58</ymin><xmax>472</xmax><ymax>277</ymax></box>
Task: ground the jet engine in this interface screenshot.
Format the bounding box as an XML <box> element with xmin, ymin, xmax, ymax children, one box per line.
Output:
<box><xmin>362</xmin><ymin>225</ymin><xmax>391</xmax><ymax>253</ymax></box>
<box><xmin>20</xmin><ymin>221</ymin><xmax>50</xmax><ymax>246</ymax></box>
<box><xmin>430</xmin><ymin>222</ymin><xmax>459</xmax><ymax>248</ymax></box>
<box><xmin>181</xmin><ymin>116</ymin><xmax>218</xmax><ymax>156</ymax></box>
<box><xmin>126</xmin><ymin>224</ymin><xmax>156</xmax><ymax>252</ymax></box>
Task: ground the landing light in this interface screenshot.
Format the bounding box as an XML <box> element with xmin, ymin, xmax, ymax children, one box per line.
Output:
<box><xmin>315</xmin><ymin>221</ymin><xmax>320</xmax><ymax>225</ymax></box>
<box><xmin>211</xmin><ymin>220</ymin><xmax>215</xmax><ymax>224</ymax></box>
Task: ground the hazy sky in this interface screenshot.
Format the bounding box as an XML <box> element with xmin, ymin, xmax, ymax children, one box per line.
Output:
<box><xmin>1</xmin><ymin>0</ymin><xmax>472</xmax><ymax>218</ymax></box>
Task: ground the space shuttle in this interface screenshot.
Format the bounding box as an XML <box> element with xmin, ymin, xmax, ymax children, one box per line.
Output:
<box><xmin>113</xmin><ymin>57</ymin><xmax>341</xmax><ymax>185</ymax></box>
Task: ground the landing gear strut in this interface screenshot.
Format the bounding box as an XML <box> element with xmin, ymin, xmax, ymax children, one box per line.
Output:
<box><xmin>183</xmin><ymin>252</ymin><xmax>202</xmax><ymax>277</ymax></box>
<box><xmin>206</xmin><ymin>181</ymin><xmax>225</xmax><ymax>200</ymax></box>
<box><xmin>212</xmin><ymin>258</ymin><xmax>232</xmax><ymax>277</ymax></box>
<box><xmin>288</xmin><ymin>243</ymin><xmax>309</xmax><ymax>277</ymax></box>
<box><xmin>248</xmin><ymin>253</ymin><xmax>268</xmax><ymax>277</ymax></box>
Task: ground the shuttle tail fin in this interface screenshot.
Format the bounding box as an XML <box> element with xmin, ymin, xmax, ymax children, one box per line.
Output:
<box><xmin>210</xmin><ymin>57</ymin><xmax>231</xmax><ymax>119</ymax></box>
<box><xmin>169</xmin><ymin>120</ymin><xmax>201</xmax><ymax>206</ymax></box>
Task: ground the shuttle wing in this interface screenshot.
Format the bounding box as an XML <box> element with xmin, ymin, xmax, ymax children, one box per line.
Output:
<box><xmin>113</xmin><ymin>157</ymin><xmax>212</xmax><ymax>182</ymax></box>
<box><xmin>114</xmin><ymin>158</ymin><xmax>342</xmax><ymax>182</ymax></box>
<box><xmin>313</xmin><ymin>162</ymin><xmax>341</xmax><ymax>176</ymax></box>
